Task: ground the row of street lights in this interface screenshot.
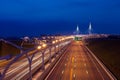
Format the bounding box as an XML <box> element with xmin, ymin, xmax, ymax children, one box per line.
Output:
<box><xmin>35</xmin><ymin>36</ymin><xmax>67</xmax><ymax>72</ymax></box>
<box><xmin>37</xmin><ymin>43</ymin><xmax>47</xmax><ymax>50</ymax></box>
<box><xmin>0</xmin><ymin>36</ymin><xmax>73</xmax><ymax>80</ymax></box>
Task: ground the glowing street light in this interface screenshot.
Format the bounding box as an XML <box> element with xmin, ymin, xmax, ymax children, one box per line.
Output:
<box><xmin>42</xmin><ymin>44</ymin><xmax>47</xmax><ymax>48</ymax></box>
<box><xmin>37</xmin><ymin>46</ymin><xmax>41</xmax><ymax>50</ymax></box>
<box><xmin>56</xmin><ymin>40</ymin><xmax>58</xmax><ymax>43</ymax></box>
<box><xmin>52</xmin><ymin>41</ymin><xmax>55</xmax><ymax>44</ymax></box>
<box><xmin>62</xmin><ymin>38</ymin><xmax>64</xmax><ymax>41</ymax></box>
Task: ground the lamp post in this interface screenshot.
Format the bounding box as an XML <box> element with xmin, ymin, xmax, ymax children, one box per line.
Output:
<box><xmin>52</xmin><ymin>40</ymin><xmax>56</xmax><ymax>57</ymax></box>
<box><xmin>59</xmin><ymin>38</ymin><xmax>62</xmax><ymax>53</ymax></box>
<box><xmin>20</xmin><ymin>36</ymin><xmax>30</xmax><ymax>53</ymax></box>
<box><xmin>38</xmin><ymin>43</ymin><xmax>47</xmax><ymax>71</ymax></box>
<box><xmin>20</xmin><ymin>40</ymin><xmax>24</xmax><ymax>54</ymax></box>
<box><xmin>57</xmin><ymin>39</ymin><xmax>62</xmax><ymax>53</ymax></box>
<box><xmin>37</xmin><ymin>46</ymin><xmax>42</xmax><ymax>50</ymax></box>
<box><xmin>47</xmin><ymin>37</ymin><xmax>53</xmax><ymax>63</ymax></box>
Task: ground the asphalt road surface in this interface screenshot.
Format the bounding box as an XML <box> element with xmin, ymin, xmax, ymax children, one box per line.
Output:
<box><xmin>45</xmin><ymin>41</ymin><xmax>115</xmax><ymax>80</ymax></box>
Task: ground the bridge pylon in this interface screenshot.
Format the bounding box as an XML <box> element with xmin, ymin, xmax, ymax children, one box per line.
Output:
<box><xmin>88</xmin><ymin>22</ymin><xmax>92</xmax><ymax>35</ymax></box>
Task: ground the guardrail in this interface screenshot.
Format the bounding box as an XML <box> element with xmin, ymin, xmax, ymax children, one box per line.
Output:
<box><xmin>82</xmin><ymin>40</ymin><xmax>117</xmax><ymax>80</ymax></box>
<box><xmin>0</xmin><ymin>39</ymin><xmax>72</xmax><ymax>80</ymax></box>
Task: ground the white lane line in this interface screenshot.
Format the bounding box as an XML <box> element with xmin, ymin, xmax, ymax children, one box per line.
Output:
<box><xmin>62</xmin><ymin>70</ymin><xmax>64</xmax><ymax>74</ymax></box>
<box><xmin>65</xmin><ymin>64</ymin><xmax>67</xmax><ymax>66</ymax></box>
<box><xmin>73</xmin><ymin>74</ymin><xmax>76</xmax><ymax>78</ymax></box>
<box><xmin>86</xmin><ymin>70</ymin><xmax>88</xmax><ymax>74</ymax></box>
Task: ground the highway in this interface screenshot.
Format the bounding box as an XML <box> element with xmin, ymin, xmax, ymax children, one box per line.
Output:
<box><xmin>4</xmin><ymin>47</ymin><xmax>57</xmax><ymax>80</ymax></box>
<box><xmin>45</xmin><ymin>41</ymin><xmax>115</xmax><ymax>80</ymax></box>
<box><xmin>0</xmin><ymin>41</ymin><xmax>70</xmax><ymax>80</ymax></box>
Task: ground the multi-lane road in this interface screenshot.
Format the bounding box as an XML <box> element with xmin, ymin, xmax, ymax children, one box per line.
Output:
<box><xmin>0</xmin><ymin>40</ymin><xmax>71</xmax><ymax>80</ymax></box>
<box><xmin>6</xmin><ymin>47</ymin><xmax>58</xmax><ymax>80</ymax></box>
<box><xmin>0</xmin><ymin>40</ymin><xmax>116</xmax><ymax>80</ymax></box>
<box><xmin>45</xmin><ymin>41</ymin><xmax>116</xmax><ymax>80</ymax></box>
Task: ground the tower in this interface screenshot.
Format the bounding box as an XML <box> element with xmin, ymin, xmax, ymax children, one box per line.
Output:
<box><xmin>76</xmin><ymin>25</ymin><xmax>80</xmax><ymax>35</ymax></box>
<box><xmin>88</xmin><ymin>22</ymin><xmax>92</xmax><ymax>34</ymax></box>
<box><xmin>74</xmin><ymin>25</ymin><xmax>82</xmax><ymax>41</ymax></box>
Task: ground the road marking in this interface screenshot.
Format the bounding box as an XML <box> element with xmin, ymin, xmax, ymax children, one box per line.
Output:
<box><xmin>62</xmin><ymin>70</ymin><xmax>64</xmax><ymax>74</ymax></box>
<box><xmin>73</xmin><ymin>74</ymin><xmax>76</xmax><ymax>78</ymax></box>
<box><xmin>86</xmin><ymin>70</ymin><xmax>88</xmax><ymax>74</ymax></box>
<box><xmin>65</xmin><ymin>64</ymin><xmax>67</xmax><ymax>66</ymax></box>
<box><xmin>72</xmin><ymin>57</ymin><xmax>74</xmax><ymax>63</ymax></box>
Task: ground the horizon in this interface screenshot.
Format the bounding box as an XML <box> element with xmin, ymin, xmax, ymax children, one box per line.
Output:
<box><xmin>0</xmin><ymin>0</ymin><xmax>120</xmax><ymax>36</ymax></box>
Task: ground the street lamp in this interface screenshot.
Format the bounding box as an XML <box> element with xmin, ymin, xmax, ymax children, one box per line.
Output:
<box><xmin>52</xmin><ymin>40</ymin><xmax>57</xmax><ymax>57</ymax></box>
<box><xmin>62</xmin><ymin>38</ymin><xmax>64</xmax><ymax>41</ymax></box>
<box><xmin>20</xmin><ymin>36</ymin><xmax>30</xmax><ymax>53</ymax></box>
<box><xmin>42</xmin><ymin>44</ymin><xmax>47</xmax><ymax>48</ymax></box>
<box><xmin>52</xmin><ymin>41</ymin><xmax>55</xmax><ymax>44</ymax></box>
<box><xmin>37</xmin><ymin>46</ymin><xmax>42</xmax><ymax>50</ymax></box>
<box><xmin>56</xmin><ymin>40</ymin><xmax>58</xmax><ymax>43</ymax></box>
<box><xmin>37</xmin><ymin>44</ymin><xmax>46</xmax><ymax>71</ymax></box>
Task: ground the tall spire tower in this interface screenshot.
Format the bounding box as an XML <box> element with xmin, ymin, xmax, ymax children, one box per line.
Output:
<box><xmin>88</xmin><ymin>22</ymin><xmax>92</xmax><ymax>34</ymax></box>
<box><xmin>74</xmin><ymin>25</ymin><xmax>82</xmax><ymax>41</ymax></box>
<box><xmin>76</xmin><ymin>25</ymin><xmax>79</xmax><ymax>35</ymax></box>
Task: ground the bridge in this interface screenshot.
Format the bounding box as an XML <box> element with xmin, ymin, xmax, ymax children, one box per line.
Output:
<box><xmin>0</xmin><ymin>34</ymin><xmax>117</xmax><ymax>80</ymax></box>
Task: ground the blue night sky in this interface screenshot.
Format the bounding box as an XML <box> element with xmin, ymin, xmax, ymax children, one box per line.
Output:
<box><xmin>0</xmin><ymin>0</ymin><xmax>120</xmax><ymax>37</ymax></box>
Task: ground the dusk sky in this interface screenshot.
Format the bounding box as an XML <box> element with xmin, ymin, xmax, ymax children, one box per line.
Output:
<box><xmin>0</xmin><ymin>0</ymin><xmax>120</xmax><ymax>37</ymax></box>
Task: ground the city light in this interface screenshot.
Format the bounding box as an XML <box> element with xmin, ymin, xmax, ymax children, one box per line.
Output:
<box><xmin>42</xmin><ymin>44</ymin><xmax>47</xmax><ymax>48</ymax></box>
<box><xmin>37</xmin><ymin>46</ymin><xmax>41</xmax><ymax>50</ymax></box>
<box><xmin>52</xmin><ymin>41</ymin><xmax>55</xmax><ymax>44</ymax></box>
<box><xmin>56</xmin><ymin>40</ymin><xmax>58</xmax><ymax>43</ymax></box>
